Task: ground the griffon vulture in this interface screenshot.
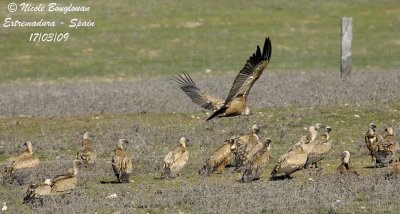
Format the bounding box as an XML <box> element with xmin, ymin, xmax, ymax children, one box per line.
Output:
<box><xmin>23</xmin><ymin>179</ymin><xmax>52</xmax><ymax>204</ymax></box>
<box><xmin>365</xmin><ymin>123</ymin><xmax>379</xmax><ymax>165</ymax></box>
<box><xmin>375</xmin><ymin>126</ymin><xmax>399</xmax><ymax>168</ymax></box>
<box><xmin>50</xmin><ymin>160</ymin><xmax>81</xmax><ymax>195</ymax></box>
<box><xmin>337</xmin><ymin>151</ymin><xmax>359</xmax><ymax>176</ymax></box>
<box><xmin>174</xmin><ymin>37</ymin><xmax>272</xmax><ymax>121</ymax></box>
<box><xmin>161</xmin><ymin>137</ymin><xmax>189</xmax><ymax>178</ymax></box>
<box><xmin>3</xmin><ymin>141</ymin><xmax>39</xmax><ymax>185</ymax></box>
<box><xmin>112</xmin><ymin>139</ymin><xmax>133</xmax><ymax>183</ymax></box>
<box><xmin>241</xmin><ymin>139</ymin><xmax>271</xmax><ymax>182</ymax></box>
<box><xmin>77</xmin><ymin>132</ymin><xmax>97</xmax><ymax>167</ymax></box>
<box><xmin>199</xmin><ymin>137</ymin><xmax>237</xmax><ymax>176</ymax></box>
<box><xmin>271</xmin><ymin>124</ymin><xmax>320</xmax><ymax>179</ymax></box>
<box><xmin>232</xmin><ymin>124</ymin><xmax>261</xmax><ymax>169</ymax></box>
<box><xmin>304</xmin><ymin>126</ymin><xmax>332</xmax><ymax>169</ymax></box>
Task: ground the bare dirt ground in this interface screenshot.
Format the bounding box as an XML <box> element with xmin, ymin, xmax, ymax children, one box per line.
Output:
<box><xmin>0</xmin><ymin>70</ymin><xmax>398</xmax><ymax>117</ymax></box>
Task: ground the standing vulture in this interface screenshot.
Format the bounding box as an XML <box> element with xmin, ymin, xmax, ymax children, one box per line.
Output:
<box><xmin>241</xmin><ymin>139</ymin><xmax>272</xmax><ymax>183</ymax></box>
<box><xmin>365</xmin><ymin>123</ymin><xmax>380</xmax><ymax>165</ymax></box>
<box><xmin>111</xmin><ymin>139</ymin><xmax>133</xmax><ymax>183</ymax></box>
<box><xmin>174</xmin><ymin>37</ymin><xmax>272</xmax><ymax>121</ymax></box>
<box><xmin>23</xmin><ymin>179</ymin><xmax>52</xmax><ymax>204</ymax></box>
<box><xmin>3</xmin><ymin>141</ymin><xmax>39</xmax><ymax>185</ymax></box>
<box><xmin>77</xmin><ymin>132</ymin><xmax>97</xmax><ymax>167</ymax></box>
<box><xmin>232</xmin><ymin>124</ymin><xmax>261</xmax><ymax>170</ymax></box>
<box><xmin>271</xmin><ymin>124</ymin><xmax>320</xmax><ymax>179</ymax></box>
<box><xmin>337</xmin><ymin>151</ymin><xmax>359</xmax><ymax>176</ymax></box>
<box><xmin>199</xmin><ymin>137</ymin><xmax>237</xmax><ymax>176</ymax></box>
<box><xmin>50</xmin><ymin>160</ymin><xmax>81</xmax><ymax>195</ymax></box>
<box><xmin>304</xmin><ymin>126</ymin><xmax>332</xmax><ymax>169</ymax></box>
<box><xmin>375</xmin><ymin>126</ymin><xmax>399</xmax><ymax>168</ymax></box>
<box><xmin>161</xmin><ymin>137</ymin><xmax>189</xmax><ymax>178</ymax></box>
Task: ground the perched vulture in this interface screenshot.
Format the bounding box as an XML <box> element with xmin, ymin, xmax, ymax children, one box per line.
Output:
<box><xmin>111</xmin><ymin>139</ymin><xmax>133</xmax><ymax>183</ymax></box>
<box><xmin>232</xmin><ymin>124</ymin><xmax>261</xmax><ymax>169</ymax></box>
<box><xmin>375</xmin><ymin>126</ymin><xmax>399</xmax><ymax>168</ymax></box>
<box><xmin>199</xmin><ymin>137</ymin><xmax>237</xmax><ymax>176</ymax></box>
<box><xmin>337</xmin><ymin>151</ymin><xmax>359</xmax><ymax>176</ymax></box>
<box><xmin>174</xmin><ymin>37</ymin><xmax>272</xmax><ymax>121</ymax></box>
<box><xmin>161</xmin><ymin>137</ymin><xmax>189</xmax><ymax>178</ymax></box>
<box><xmin>241</xmin><ymin>139</ymin><xmax>271</xmax><ymax>183</ymax></box>
<box><xmin>23</xmin><ymin>179</ymin><xmax>52</xmax><ymax>204</ymax></box>
<box><xmin>304</xmin><ymin>126</ymin><xmax>332</xmax><ymax>169</ymax></box>
<box><xmin>77</xmin><ymin>132</ymin><xmax>97</xmax><ymax>167</ymax></box>
<box><xmin>271</xmin><ymin>124</ymin><xmax>320</xmax><ymax>179</ymax></box>
<box><xmin>365</xmin><ymin>123</ymin><xmax>379</xmax><ymax>165</ymax></box>
<box><xmin>3</xmin><ymin>141</ymin><xmax>39</xmax><ymax>185</ymax></box>
<box><xmin>50</xmin><ymin>160</ymin><xmax>81</xmax><ymax>195</ymax></box>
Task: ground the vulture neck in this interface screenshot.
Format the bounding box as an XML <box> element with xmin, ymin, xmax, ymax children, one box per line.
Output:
<box><xmin>82</xmin><ymin>139</ymin><xmax>93</xmax><ymax>147</ymax></box>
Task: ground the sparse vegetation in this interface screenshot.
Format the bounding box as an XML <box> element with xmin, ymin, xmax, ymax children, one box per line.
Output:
<box><xmin>0</xmin><ymin>70</ymin><xmax>399</xmax><ymax>213</ymax></box>
<box><xmin>1</xmin><ymin>0</ymin><xmax>400</xmax><ymax>213</ymax></box>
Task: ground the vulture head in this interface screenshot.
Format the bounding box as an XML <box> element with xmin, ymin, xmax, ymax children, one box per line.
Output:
<box><xmin>341</xmin><ymin>151</ymin><xmax>350</xmax><ymax>164</ymax></box>
<box><xmin>252</xmin><ymin>124</ymin><xmax>260</xmax><ymax>134</ymax></box>
<box><xmin>179</xmin><ymin>137</ymin><xmax>189</xmax><ymax>148</ymax></box>
<box><xmin>25</xmin><ymin>141</ymin><xmax>33</xmax><ymax>154</ymax></box>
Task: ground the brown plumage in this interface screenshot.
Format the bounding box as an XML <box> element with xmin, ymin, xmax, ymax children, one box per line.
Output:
<box><xmin>386</xmin><ymin>159</ymin><xmax>400</xmax><ymax>177</ymax></box>
<box><xmin>50</xmin><ymin>160</ymin><xmax>81</xmax><ymax>195</ymax></box>
<box><xmin>241</xmin><ymin>139</ymin><xmax>271</xmax><ymax>182</ymax></box>
<box><xmin>23</xmin><ymin>179</ymin><xmax>52</xmax><ymax>204</ymax></box>
<box><xmin>304</xmin><ymin>126</ymin><xmax>332</xmax><ymax>169</ymax></box>
<box><xmin>199</xmin><ymin>138</ymin><xmax>237</xmax><ymax>176</ymax></box>
<box><xmin>77</xmin><ymin>132</ymin><xmax>97</xmax><ymax>167</ymax></box>
<box><xmin>271</xmin><ymin>125</ymin><xmax>320</xmax><ymax>179</ymax></box>
<box><xmin>376</xmin><ymin>126</ymin><xmax>399</xmax><ymax>168</ymax></box>
<box><xmin>337</xmin><ymin>151</ymin><xmax>359</xmax><ymax>176</ymax></box>
<box><xmin>174</xmin><ymin>73</ymin><xmax>224</xmax><ymax>111</ymax></box>
<box><xmin>161</xmin><ymin>137</ymin><xmax>189</xmax><ymax>178</ymax></box>
<box><xmin>206</xmin><ymin>37</ymin><xmax>272</xmax><ymax>121</ymax></box>
<box><xmin>112</xmin><ymin>139</ymin><xmax>133</xmax><ymax>183</ymax></box>
<box><xmin>232</xmin><ymin>124</ymin><xmax>260</xmax><ymax>170</ymax></box>
<box><xmin>3</xmin><ymin>141</ymin><xmax>39</xmax><ymax>185</ymax></box>
<box><xmin>365</xmin><ymin>123</ymin><xmax>379</xmax><ymax>165</ymax></box>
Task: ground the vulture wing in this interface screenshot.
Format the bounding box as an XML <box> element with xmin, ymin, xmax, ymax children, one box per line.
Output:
<box><xmin>174</xmin><ymin>73</ymin><xmax>224</xmax><ymax>111</ymax></box>
<box><xmin>224</xmin><ymin>37</ymin><xmax>272</xmax><ymax>104</ymax></box>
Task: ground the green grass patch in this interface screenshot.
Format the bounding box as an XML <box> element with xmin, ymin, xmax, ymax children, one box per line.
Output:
<box><xmin>0</xmin><ymin>0</ymin><xmax>399</xmax><ymax>82</ymax></box>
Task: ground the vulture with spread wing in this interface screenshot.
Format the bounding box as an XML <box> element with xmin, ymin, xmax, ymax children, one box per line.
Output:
<box><xmin>174</xmin><ymin>37</ymin><xmax>272</xmax><ymax>121</ymax></box>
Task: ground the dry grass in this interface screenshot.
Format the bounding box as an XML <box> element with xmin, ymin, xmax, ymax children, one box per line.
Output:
<box><xmin>0</xmin><ymin>70</ymin><xmax>400</xmax><ymax>213</ymax></box>
<box><xmin>0</xmin><ymin>70</ymin><xmax>398</xmax><ymax>117</ymax></box>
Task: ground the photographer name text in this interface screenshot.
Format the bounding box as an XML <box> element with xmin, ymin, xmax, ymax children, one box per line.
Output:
<box><xmin>14</xmin><ymin>3</ymin><xmax>90</xmax><ymax>14</ymax></box>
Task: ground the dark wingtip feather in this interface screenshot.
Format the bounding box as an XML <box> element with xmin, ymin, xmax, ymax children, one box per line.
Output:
<box><xmin>263</xmin><ymin>37</ymin><xmax>272</xmax><ymax>61</ymax></box>
<box><xmin>206</xmin><ymin>106</ymin><xmax>227</xmax><ymax>121</ymax></box>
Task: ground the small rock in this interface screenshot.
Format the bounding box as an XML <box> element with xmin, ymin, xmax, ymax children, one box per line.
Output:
<box><xmin>106</xmin><ymin>193</ymin><xmax>118</xmax><ymax>199</ymax></box>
